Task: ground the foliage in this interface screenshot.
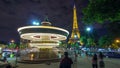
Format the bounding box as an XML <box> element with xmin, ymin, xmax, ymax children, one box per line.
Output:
<box><xmin>86</xmin><ymin>37</ymin><xmax>95</xmax><ymax>47</ymax></box>
<box><xmin>80</xmin><ymin>36</ymin><xmax>87</xmax><ymax>45</ymax></box>
<box><xmin>105</xmin><ymin>21</ymin><xmax>120</xmax><ymax>37</ymax></box>
<box><xmin>98</xmin><ymin>35</ymin><xmax>113</xmax><ymax>48</ymax></box>
<box><xmin>19</xmin><ymin>44</ymin><xmax>28</xmax><ymax>49</ymax></box>
<box><xmin>82</xmin><ymin>0</ymin><xmax>120</xmax><ymax>24</ymax></box>
<box><xmin>110</xmin><ymin>43</ymin><xmax>119</xmax><ymax>49</ymax></box>
<box><xmin>8</xmin><ymin>43</ymin><xmax>16</xmax><ymax>49</ymax></box>
<box><xmin>80</xmin><ymin>35</ymin><xmax>96</xmax><ymax>47</ymax></box>
<box><xmin>59</xmin><ymin>41</ymin><xmax>67</xmax><ymax>48</ymax></box>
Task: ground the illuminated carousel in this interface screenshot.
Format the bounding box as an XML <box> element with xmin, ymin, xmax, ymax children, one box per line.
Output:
<box><xmin>17</xmin><ymin>20</ymin><xmax>69</xmax><ymax>63</ymax></box>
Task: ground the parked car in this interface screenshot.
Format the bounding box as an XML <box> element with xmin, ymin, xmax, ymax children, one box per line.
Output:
<box><xmin>104</xmin><ymin>52</ymin><xmax>120</xmax><ymax>58</ymax></box>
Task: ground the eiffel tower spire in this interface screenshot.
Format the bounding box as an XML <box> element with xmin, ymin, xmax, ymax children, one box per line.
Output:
<box><xmin>68</xmin><ymin>4</ymin><xmax>80</xmax><ymax>45</ymax></box>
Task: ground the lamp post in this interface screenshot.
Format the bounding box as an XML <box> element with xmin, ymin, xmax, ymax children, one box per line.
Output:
<box><xmin>86</xmin><ymin>27</ymin><xmax>91</xmax><ymax>32</ymax></box>
<box><xmin>86</xmin><ymin>27</ymin><xmax>91</xmax><ymax>47</ymax></box>
<box><xmin>115</xmin><ymin>39</ymin><xmax>120</xmax><ymax>48</ymax></box>
<box><xmin>86</xmin><ymin>27</ymin><xmax>92</xmax><ymax>39</ymax></box>
<box><xmin>116</xmin><ymin>39</ymin><xmax>120</xmax><ymax>43</ymax></box>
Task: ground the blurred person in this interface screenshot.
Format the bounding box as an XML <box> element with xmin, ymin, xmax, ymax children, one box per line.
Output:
<box><xmin>59</xmin><ymin>52</ymin><xmax>73</xmax><ymax>68</ymax></box>
<box><xmin>74</xmin><ymin>51</ymin><xmax>77</xmax><ymax>62</ymax></box>
<box><xmin>92</xmin><ymin>54</ymin><xmax>98</xmax><ymax>68</ymax></box>
<box><xmin>6</xmin><ymin>63</ymin><xmax>12</xmax><ymax>68</ymax></box>
<box><xmin>85</xmin><ymin>51</ymin><xmax>88</xmax><ymax>58</ymax></box>
<box><xmin>98</xmin><ymin>52</ymin><xmax>105</xmax><ymax>68</ymax></box>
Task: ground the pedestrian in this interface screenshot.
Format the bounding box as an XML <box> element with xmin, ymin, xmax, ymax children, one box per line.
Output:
<box><xmin>85</xmin><ymin>51</ymin><xmax>88</xmax><ymax>59</ymax></box>
<box><xmin>6</xmin><ymin>63</ymin><xmax>12</xmax><ymax>68</ymax></box>
<box><xmin>98</xmin><ymin>52</ymin><xmax>105</xmax><ymax>68</ymax></box>
<box><xmin>59</xmin><ymin>52</ymin><xmax>73</xmax><ymax>68</ymax></box>
<box><xmin>92</xmin><ymin>54</ymin><xmax>98</xmax><ymax>68</ymax></box>
<box><xmin>74</xmin><ymin>51</ymin><xmax>77</xmax><ymax>62</ymax></box>
<box><xmin>3</xmin><ymin>54</ymin><xmax>7</xmax><ymax>63</ymax></box>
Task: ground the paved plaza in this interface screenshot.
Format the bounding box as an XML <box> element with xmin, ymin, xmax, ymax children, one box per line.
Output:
<box><xmin>15</xmin><ymin>57</ymin><xmax>120</xmax><ymax>68</ymax></box>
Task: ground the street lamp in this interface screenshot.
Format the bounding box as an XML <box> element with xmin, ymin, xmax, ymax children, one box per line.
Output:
<box><xmin>86</xmin><ymin>27</ymin><xmax>93</xmax><ymax>48</ymax></box>
<box><xmin>115</xmin><ymin>39</ymin><xmax>120</xmax><ymax>48</ymax></box>
<box><xmin>11</xmin><ymin>40</ymin><xmax>15</xmax><ymax>43</ymax></box>
<box><xmin>86</xmin><ymin>27</ymin><xmax>91</xmax><ymax>38</ymax></box>
<box><xmin>86</xmin><ymin>27</ymin><xmax>91</xmax><ymax>32</ymax></box>
<box><xmin>32</xmin><ymin>21</ymin><xmax>40</xmax><ymax>26</ymax></box>
<box><xmin>116</xmin><ymin>39</ymin><xmax>120</xmax><ymax>43</ymax></box>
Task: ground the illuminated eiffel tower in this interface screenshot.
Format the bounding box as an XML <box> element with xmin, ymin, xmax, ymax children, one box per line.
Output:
<box><xmin>68</xmin><ymin>4</ymin><xmax>80</xmax><ymax>45</ymax></box>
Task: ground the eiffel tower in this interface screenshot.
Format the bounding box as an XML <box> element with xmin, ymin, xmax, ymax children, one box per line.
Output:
<box><xmin>68</xmin><ymin>4</ymin><xmax>80</xmax><ymax>45</ymax></box>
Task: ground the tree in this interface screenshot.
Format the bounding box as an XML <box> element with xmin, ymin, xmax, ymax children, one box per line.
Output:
<box><xmin>86</xmin><ymin>38</ymin><xmax>95</xmax><ymax>47</ymax></box>
<box><xmin>80</xmin><ymin>36</ymin><xmax>87</xmax><ymax>46</ymax></box>
<box><xmin>82</xmin><ymin>0</ymin><xmax>120</xmax><ymax>24</ymax></box>
<box><xmin>104</xmin><ymin>21</ymin><xmax>120</xmax><ymax>37</ymax></box>
<box><xmin>8</xmin><ymin>42</ymin><xmax>16</xmax><ymax>49</ymax></box>
<box><xmin>110</xmin><ymin>43</ymin><xmax>119</xmax><ymax>49</ymax></box>
<box><xmin>98</xmin><ymin>35</ymin><xmax>113</xmax><ymax>48</ymax></box>
<box><xmin>59</xmin><ymin>41</ymin><xmax>67</xmax><ymax>48</ymax></box>
<box><xmin>19</xmin><ymin>44</ymin><xmax>27</xmax><ymax>49</ymax></box>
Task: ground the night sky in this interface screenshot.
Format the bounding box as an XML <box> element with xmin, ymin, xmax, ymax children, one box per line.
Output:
<box><xmin>0</xmin><ymin>0</ymin><xmax>103</xmax><ymax>43</ymax></box>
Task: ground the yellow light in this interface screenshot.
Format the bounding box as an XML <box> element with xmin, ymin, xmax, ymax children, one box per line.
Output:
<box><xmin>116</xmin><ymin>40</ymin><xmax>120</xmax><ymax>43</ymax></box>
<box><xmin>80</xmin><ymin>42</ymin><xmax>84</xmax><ymax>45</ymax></box>
<box><xmin>11</xmin><ymin>40</ymin><xmax>15</xmax><ymax>43</ymax></box>
<box><xmin>30</xmin><ymin>54</ymin><xmax>34</xmax><ymax>60</ymax></box>
<box><xmin>20</xmin><ymin>33</ymin><xmax>67</xmax><ymax>41</ymax></box>
<box><xmin>18</xmin><ymin>26</ymin><xmax>69</xmax><ymax>34</ymax></box>
<box><xmin>29</xmin><ymin>43</ymin><xmax>59</xmax><ymax>46</ymax></box>
<box><xmin>29</xmin><ymin>43</ymin><xmax>59</xmax><ymax>48</ymax></box>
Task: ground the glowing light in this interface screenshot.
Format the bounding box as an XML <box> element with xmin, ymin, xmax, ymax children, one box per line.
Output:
<box><xmin>30</xmin><ymin>54</ymin><xmax>34</xmax><ymax>60</ymax></box>
<box><xmin>11</xmin><ymin>40</ymin><xmax>15</xmax><ymax>43</ymax></box>
<box><xmin>29</xmin><ymin>43</ymin><xmax>59</xmax><ymax>48</ymax></box>
<box><xmin>86</xmin><ymin>27</ymin><xmax>91</xmax><ymax>31</ymax></box>
<box><xmin>18</xmin><ymin>26</ymin><xmax>69</xmax><ymax>34</ymax></box>
<box><xmin>74</xmin><ymin>35</ymin><xmax>77</xmax><ymax>38</ymax></box>
<box><xmin>116</xmin><ymin>39</ymin><xmax>120</xmax><ymax>43</ymax></box>
<box><xmin>18</xmin><ymin>25</ymin><xmax>69</xmax><ymax>49</ymax></box>
<box><xmin>32</xmin><ymin>21</ymin><xmax>40</xmax><ymax>26</ymax></box>
<box><xmin>20</xmin><ymin>33</ymin><xmax>67</xmax><ymax>41</ymax></box>
<box><xmin>10</xmin><ymin>53</ymin><xmax>14</xmax><ymax>58</ymax></box>
<box><xmin>29</xmin><ymin>43</ymin><xmax>59</xmax><ymax>46</ymax></box>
